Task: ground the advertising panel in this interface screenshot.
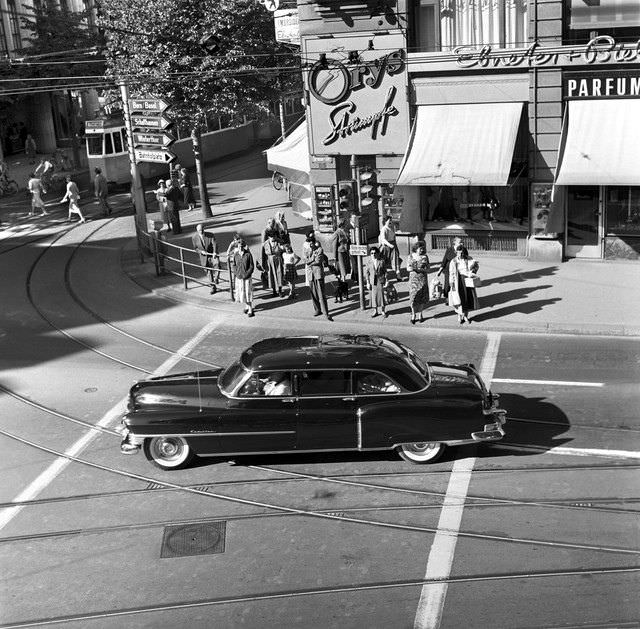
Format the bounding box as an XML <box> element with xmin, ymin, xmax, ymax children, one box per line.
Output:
<box><xmin>304</xmin><ymin>32</ymin><xmax>410</xmax><ymax>156</ymax></box>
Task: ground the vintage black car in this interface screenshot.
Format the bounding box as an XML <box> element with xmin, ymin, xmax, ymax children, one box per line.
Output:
<box><xmin>120</xmin><ymin>335</ymin><xmax>506</xmax><ymax>470</ymax></box>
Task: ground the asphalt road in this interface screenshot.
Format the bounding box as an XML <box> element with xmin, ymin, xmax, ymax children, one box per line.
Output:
<box><xmin>0</xmin><ymin>171</ymin><xmax>638</xmax><ymax>629</ymax></box>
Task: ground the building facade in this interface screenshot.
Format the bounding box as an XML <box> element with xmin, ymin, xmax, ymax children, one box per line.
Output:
<box><xmin>297</xmin><ymin>0</ymin><xmax>640</xmax><ymax>261</ymax></box>
<box><xmin>0</xmin><ymin>0</ymin><xmax>99</xmax><ymax>160</ymax></box>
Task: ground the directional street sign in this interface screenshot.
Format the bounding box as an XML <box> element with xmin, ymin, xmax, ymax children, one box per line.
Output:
<box><xmin>131</xmin><ymin>115</ymin><xmax>172</xmax><ymax>130</ymax></box>
<box><xmin>133</xmin><ymin>132</ymin><xmax>175</xmax><ymax>148</ymax></box>
<box><xmin>134</xmin><ymin>148</ymin><xmax>176</xmax><ymax>164</ymax></box>
<box><xmin>349</xmin><ymin>244</ymin><xmax>368</xmax><ymax>256</ymax></box>
<box><xmin>129</xmin><ymin>98</ymin><xmax>170</xmax><ymax>113</ymax></box>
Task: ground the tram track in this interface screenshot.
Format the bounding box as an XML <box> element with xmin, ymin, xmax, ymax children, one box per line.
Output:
<box><xmin>1</xmin><ymin>566</ymin><xmax>638</xmax><ymax>629</ymax></box>
<box><xmin>1</xmin><ymin>425</ymin><xmax>638</xmax><ymax>557</ymax></box>
<box><xmin>18</xmin><ymin>211</ymin><xmax>221</xmax><ymax>376</ymax></box>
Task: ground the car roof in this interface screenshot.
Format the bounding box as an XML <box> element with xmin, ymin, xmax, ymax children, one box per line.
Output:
<box><xmin>239</xmin><ymin>335</ymin><xmax>414</xmax><ymax>373</ymax></box>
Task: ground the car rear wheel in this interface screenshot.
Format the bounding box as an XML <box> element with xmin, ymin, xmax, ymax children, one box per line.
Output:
<box><xmin>396</xmin><ymin>442</ymin><xmax>445</xmax><ymax>464</ymax></box>
<box><xmin>143</xmin><ymin>436</ymin><xmax>195</xmax><ymax>470</ymax></box>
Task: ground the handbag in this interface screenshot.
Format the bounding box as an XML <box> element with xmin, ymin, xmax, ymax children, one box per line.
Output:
<box><xmin>465</xmin><ymin>276</ymin><xmax>481</xmax><ymax>288</ymax></box>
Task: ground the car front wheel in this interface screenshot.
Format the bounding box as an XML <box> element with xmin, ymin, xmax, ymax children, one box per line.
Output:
<box><xmin>143</xmin><ymin>436</ymin><xmax>195</xmax><ymax>470</ymax></box>
<box><xmin>396</xmin><ymin>442</ymin><xmax>445</xmax><ymax>464</ymax></box>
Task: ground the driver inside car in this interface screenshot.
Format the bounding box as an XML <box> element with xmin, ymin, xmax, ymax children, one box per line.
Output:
<box><xmin>263</xmin><ymin>372</ymin><xmax>291</xmax><ymax>396</ymax></box>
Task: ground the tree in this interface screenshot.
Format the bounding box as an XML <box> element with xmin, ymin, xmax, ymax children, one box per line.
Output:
<box><xmin>100</xmin><ymin>0</ymin><xmax>301</xmax><ymax>217</ymax></box>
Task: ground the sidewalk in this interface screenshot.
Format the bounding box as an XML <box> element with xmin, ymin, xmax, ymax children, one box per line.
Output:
<box><xmin>122</xmin><ymin>176</ymin><xmax>640</xmax><ymax>338</ymax></box>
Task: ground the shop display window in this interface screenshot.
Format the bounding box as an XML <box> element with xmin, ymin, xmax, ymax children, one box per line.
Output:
<box><xmin>564</xmin><ymin>0</ymin><xmax>640</xmax><ymax>45</ymax></box>
<box><xmin>412</xmin><ymin>0</ymin><xmax>528</xmax><ymax>52</ymax></box>
<box><xmin>606</xmin><ymin>186</ymin><xmax>640</xmax><ymax>235</ymax></box>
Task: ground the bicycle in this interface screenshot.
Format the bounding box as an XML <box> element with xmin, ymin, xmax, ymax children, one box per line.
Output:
<box><xmin>272</xmin><ymin>170</ymin><xmax>285</xmax><ymax>191</ymax></box>
<box><xmin>0</xmin><ymin>173</ymin><xmax>19</xmax><ymax>197</ymax></box>
<box><xmin>51</xmin><ymin>149</ymin><xmax>75</xmax><ymax>172</ymax></box>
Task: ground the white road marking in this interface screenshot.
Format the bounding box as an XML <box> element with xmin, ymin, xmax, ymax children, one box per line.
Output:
<box><xmin>414</xmin><ymin>332</ymin><xmax>501</xmax><ymax>629</ymax></box>
<box><xmin>0</xmin><ymin>318</ymin><xmax>221</xmax><ymax>533</ymax></box>
<box><xmin>492</xmin><ymin>378</ymin><xmax>604</xmax><ymax>387</ymax></box>
<box><xmin>492</xmin><ymin>443</ymin><xmax>640</xmax><ymax>459</ymax></box>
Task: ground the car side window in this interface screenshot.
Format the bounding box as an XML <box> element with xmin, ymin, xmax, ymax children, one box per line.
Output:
<box><xmin>298</xmin><ymin>370</ymin><xmax>349</xmax><ymax>397</ymax></box>
<box><xmin>237</xmin><ymin>372</ymin><xmax>292</xmax><ymax>397</ymax></box>
<box><xmin>355</xmin><ymin>371</ymin><xmax>402</xmax><ymax>395</ymax></box>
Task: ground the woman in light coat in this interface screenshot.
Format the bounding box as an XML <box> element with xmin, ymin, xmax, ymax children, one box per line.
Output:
<box><xmin>448</xmin><ymin>244</ymin><xmax>479</xmax><ymax>324</ymax></box>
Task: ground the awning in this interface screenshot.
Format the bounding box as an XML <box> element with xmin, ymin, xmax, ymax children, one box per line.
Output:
<box><xmin>266</xmin><ymin>122</ymin><xmax>310</xmax><ymax>183</ymax></box>
<box><xmin>555</xmin><ymin>100</ymin><xmax>640</xmax><ymax>186</ymax></box>
<box><xmin>396</xmin><ymin>102</ymin><xmax>524</xmax><ymax>186</ymax></box>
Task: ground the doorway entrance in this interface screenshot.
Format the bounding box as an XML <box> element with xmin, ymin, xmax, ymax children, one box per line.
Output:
<box><xmin>565</xmin><ymin>185</ymin><xmax>603</xmax><ymax>258</ymax></box>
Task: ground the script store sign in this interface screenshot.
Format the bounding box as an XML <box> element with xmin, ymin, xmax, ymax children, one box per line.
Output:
<box><xmin>303</xmin><ymin>32</ymin><xmax>410</xmax><ymax>156</ymax></box>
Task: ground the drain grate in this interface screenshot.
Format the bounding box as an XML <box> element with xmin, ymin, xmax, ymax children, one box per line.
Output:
<box><xmin>160</xmin><ymin>521</ymin><xmax>226</xmax><ymax>558</ymax></box>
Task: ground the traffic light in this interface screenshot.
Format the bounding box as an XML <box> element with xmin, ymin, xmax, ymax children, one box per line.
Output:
<box><xmin>337</xmin><ymin>180</ymin><xmax>357</xmax><ymax>213</ymax></box>
<box><xmin>359</xmin><ymin>168</ymin><xmax>379</xmax><ymax>212</ymax></box>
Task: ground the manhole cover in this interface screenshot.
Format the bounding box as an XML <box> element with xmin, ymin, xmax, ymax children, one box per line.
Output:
<box><xmin>160</xmin><ymin>521</ymin><xmax>226</xmax><ymax>558</ymax></box>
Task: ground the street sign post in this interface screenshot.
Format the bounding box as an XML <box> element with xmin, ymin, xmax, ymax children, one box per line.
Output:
<box><xmin>131</xmin><ymin>115</ymin><xmax>172</xmax><ymax>130</ymax></box>
<box><xmin>134</xmin><ymin>148</ymin><xmax>176</xmax><ymax>164</ymax></box>
<box><xmin>133</xmin><ymin>132</ymin><xmax>175</xmax><ymax>148</ymax></box>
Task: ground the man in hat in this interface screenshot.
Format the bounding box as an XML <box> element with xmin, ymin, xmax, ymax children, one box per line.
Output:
<box><xmin>94</xmin><ymin>167</ymin><xmax>112</xmax><ymax>216</ymax></box>
<box><xmin>303</xmin><ymin>236</ymin><xmax>332</xmax><ymax>321</ymax></box>
<box><xmin>191</xmin><ymin>223</ymin><xmax>219</xmax><ymax>294</ymax></box>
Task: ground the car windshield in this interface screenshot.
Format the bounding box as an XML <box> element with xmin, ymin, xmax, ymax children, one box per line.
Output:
<box><xmin>218</xmin><ymin>360</ymin><xmax>247</xmax><ymax>394</ymax></box>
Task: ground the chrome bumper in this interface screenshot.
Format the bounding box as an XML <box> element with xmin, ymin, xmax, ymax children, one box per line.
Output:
<box><xmin>120</xmin><ymin>429</ymin><xmax>143</xmax><ymax>455</ymax></box>
<box><xmin>472</xmin><ymin>408</ymin><xmax>507</xmax><ymax>442</ymax></box>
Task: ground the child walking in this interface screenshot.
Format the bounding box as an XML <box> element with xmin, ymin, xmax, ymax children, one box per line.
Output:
<box><xmin>282</xmin><ymin>244</ymin><xmax>301</xmax><ymax>299</ymax></box>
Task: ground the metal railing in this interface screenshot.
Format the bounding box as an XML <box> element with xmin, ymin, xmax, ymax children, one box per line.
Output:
<box><xmin>140</xmin><ymin>228</ymin><xmax>236</xmax><ymax>300</ymax></box>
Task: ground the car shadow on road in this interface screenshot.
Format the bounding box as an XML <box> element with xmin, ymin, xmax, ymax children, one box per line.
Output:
<box><xmin>478</xmin><ymin>393</ymin><xmax>572</xmax><ymax>459</ymax></box>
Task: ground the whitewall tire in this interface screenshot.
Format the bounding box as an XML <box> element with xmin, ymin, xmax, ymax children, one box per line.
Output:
<box><xmin>143</xmin><ymin>436</ymin><xmax>195</xmax><ymax>470</ymax></box>
<box><xmin>396</xmin><ymin>442</ymin><xmax>445</xmax><ymax>464</ymax></box>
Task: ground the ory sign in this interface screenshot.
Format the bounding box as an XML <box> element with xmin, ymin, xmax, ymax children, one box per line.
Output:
<box><xmin>308</xmin><ymin>49</ymin><xmax>404</xmax><ymax>106</ymax></box>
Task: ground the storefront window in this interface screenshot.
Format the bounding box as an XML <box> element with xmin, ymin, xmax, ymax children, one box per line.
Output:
<box><xmin>413</xmin><ymin>0</ymin><xmax>528</xmax><ymax>52</ymax></box>
<box><xmin>564</xmin><ymin>0</ymin><xmax>640</xmax><ymax>45</ymax></box>
<box><xmin>568</xmin><ymin>0</ymin><xmax>640</xmax><ymax>30</ymax></box>
<box><xmin>606</xmin><ymin>187</ymin><xmax>640</xmax><ymax>235</ymax></box>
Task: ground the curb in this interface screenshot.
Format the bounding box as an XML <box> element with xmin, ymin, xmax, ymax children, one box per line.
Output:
<box><xmin>120</xmin><ymin>239</ymin><xmax>640</xmax><ymax>338</ymax></box>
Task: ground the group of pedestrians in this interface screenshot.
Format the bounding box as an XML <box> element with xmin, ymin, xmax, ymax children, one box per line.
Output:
<box><xmin>154</xmin><ymin>166</ymin><xmax>196</xmax><ymax>235</ymax></box>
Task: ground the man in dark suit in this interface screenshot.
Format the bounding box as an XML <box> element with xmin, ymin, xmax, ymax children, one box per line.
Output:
<box><xmin>303</xmin><ymin>240</ymin><xmax>332</xmax><ymax>321</ymax></box>
<box><xmin>192</xmin><ymin>223</ymin><xmax>220</xmax><ymax>294</ymax></box>
<box><xmin>165</xmin><ymin>179</ymin><xmax>183</xmax><ymax>234</ymax></box>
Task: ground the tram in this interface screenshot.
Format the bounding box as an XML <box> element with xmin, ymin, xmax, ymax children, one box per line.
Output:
<box><xmin>85</xmin><ymin>117</ymin><xmax>166</xmax><ymax>185</ymax></box>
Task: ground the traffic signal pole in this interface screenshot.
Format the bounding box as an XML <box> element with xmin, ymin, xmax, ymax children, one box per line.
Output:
<box><xmin>351</xmin><ymin>154</ymin><xmax>366</xmax><ymax>311</ymax></box>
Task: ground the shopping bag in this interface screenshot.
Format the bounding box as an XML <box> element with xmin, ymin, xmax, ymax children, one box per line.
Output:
<box><xmin>465</xmin><ymin>276</ymin><xmax>481</xmax><ymax>288</ymax></box>
<box><xmin>430</xmin><ymin>277</ymin><xmax>443</xmax><ymax>300</ymax></box>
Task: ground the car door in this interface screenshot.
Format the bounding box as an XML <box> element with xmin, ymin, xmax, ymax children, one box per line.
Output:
<box><xmin>202</xmin><ymin>371</ymin><xmax>298</xmax><ymax>454</ymax></box>
<box><xmin>295</xmin><ymin>369</ymin><xmax>359</xmax><ymax>451</ymax></box>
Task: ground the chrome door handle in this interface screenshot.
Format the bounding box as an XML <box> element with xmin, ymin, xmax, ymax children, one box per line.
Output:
<box><xmin>342</xmin><ymin>397</ymin><xmax>356</xmax><ymax>402</ymax></box>
<box><xmin>281</xmin><ymin>398</ymin><xmax>296</xmax><ymax>404</ymax></box>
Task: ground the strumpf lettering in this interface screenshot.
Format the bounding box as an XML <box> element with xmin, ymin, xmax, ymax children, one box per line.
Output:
<box><xmin>323</xmin><ymin>86</ymin><xmax>398</xmax><ymax>145</ymax></box>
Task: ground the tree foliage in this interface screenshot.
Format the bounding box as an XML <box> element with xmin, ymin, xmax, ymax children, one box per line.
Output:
<box><xmin>100</xmin><ymin>0</ymin><xmax>301</xmax><ymax>130</ymax></box>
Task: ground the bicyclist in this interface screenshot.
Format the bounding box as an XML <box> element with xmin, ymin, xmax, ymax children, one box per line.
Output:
<box><xmin>35</xmin><ymin>158</ymin><xmax>54</xmax><ymax>193</ymax></box>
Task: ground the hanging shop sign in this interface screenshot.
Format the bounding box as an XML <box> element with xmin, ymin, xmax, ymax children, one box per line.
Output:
<box><xmin>274</xmin><ymin>8</ymin><xmax>299</xmax><ymax>45</ymax></box>
<box><xmin>564</xmin><ymin>70</ymin><xmax>640</xmax><ymax>99</ymax></box>
<box><xmin>304</xmin><ymin>32</ymin><xmax>410</xmax><ymax>156</ymax></box>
